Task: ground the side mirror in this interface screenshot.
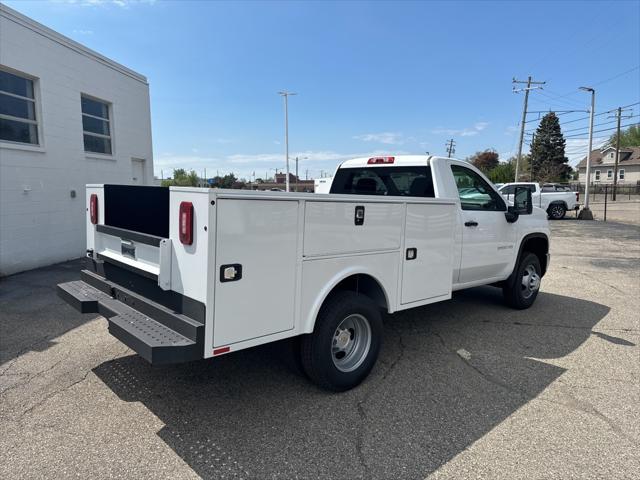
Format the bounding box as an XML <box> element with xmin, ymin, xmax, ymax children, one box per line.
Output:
<box><xmin>505</xmin><ymin>186</ymin><xmax>532</xmax><ymax>223</ymax></box>
<box><xmin>514</xmin><ymin>186</ymin><xmax>533</xmax><ymax>214</ymax></box>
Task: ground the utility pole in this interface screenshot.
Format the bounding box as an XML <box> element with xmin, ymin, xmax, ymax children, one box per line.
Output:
<box><xmin>608</xmin><ymin>107</ymin><xmax>633</xmax><ymax>201</ymax></box>
<box><xmin>295</xmin><ymin>157</ymin><xmax>299</xmax><ymax>192</ymax></box>
<box><xmin>578</xmin><ymin>86</ymin><xmax>595</xmax><ymax>220</ymax></box>
<box><xmin>513</xmin><ymin>76</ymin><xmax>545</xmax><ymax>181</ymax></box>
<box><xmin>529</xmin><ymin>132</ymin><xmax>536</xmax><ymax>181</ymax></box>
<box><xmin>278</xmin><ymin>91</ymin><xmax>296</xmax><ymax>192</ymax></box>
<box><xmin>445</xmin><ymin>139</ymin><xmax>456</xmax><ymax>158</ymax></box>
<box><xmin>305</xmin><ymin>169</ymin><xmax>309</xmax><ymax>180</ymax></box>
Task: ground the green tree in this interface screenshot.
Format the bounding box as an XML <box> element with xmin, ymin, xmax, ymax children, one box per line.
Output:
<box><xmin>487</xmin><ymin>158</ymin><xmax>516</xmax><ymax>184</ymax></box>
<box><xmin>467</xmin><ymin>149</ymin><xmax>499</xmax><ymax>173</ymax></box>
<box><xmin>210</xmin><ymin>173</ymin><xmax>238</xmax><ymax>188</ymax></box>
<box><xmin>529</xmin><ymin>112</ymin><xmax>571</xmax><ymax>182</ymax></box>
<box><xmin>161</xmin><ymin>168</ymin><xmax>200</xmax><ymax>187</ymax></box>
<box><xmin>608</xmin><ymin>124</ymin><xmax>640</xmax><ymax>148</ymax></box>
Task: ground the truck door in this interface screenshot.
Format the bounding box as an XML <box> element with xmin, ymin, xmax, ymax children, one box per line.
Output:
<box><xmin>450</xmin><ymin>165</ymin><xmax>516</xmax><ymax>284</ymax></box>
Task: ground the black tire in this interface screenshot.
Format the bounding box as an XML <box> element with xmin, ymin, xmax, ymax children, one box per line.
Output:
<box><xmin>300</xmin><ymin>291</ymin><xmax>382</xmax><ymax>392</ymax></box>
<box><xmin>548</xmin><ymin>203</ymin><xmax>566</xmax><ymax>220</ymax></box>
<box><xmin>503</xmin><ymin>252</ymin><xmax>542</xmax><ymax>310</ymax></box>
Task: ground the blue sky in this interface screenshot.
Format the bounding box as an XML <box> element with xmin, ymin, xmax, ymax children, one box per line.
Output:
<box><xmin>6</xmin><ymin>0</ymin><xmax>640</xmax><ymax>180</ymax></box>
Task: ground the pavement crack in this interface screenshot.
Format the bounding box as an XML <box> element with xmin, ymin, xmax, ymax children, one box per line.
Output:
<box><xmin>0</xmin><ymin>357</ymin><xmax>67</xmax><ymax>397</ymax></box>
<box><xmin>15</xmin><ymin>346</ymin><xmax>128</xmax><ymax>422</ymax></box>
<box><xmin>433</xmin><ymin>331</ymin><xmax>528</xmax><ymax>399</ymax></box>
<box><xmin>17</xmin><ymin>369</ymin><xmax>93</xmax><ymax>421</ymax></box>
<box><xmin>543</xmin><ymin>386</ymin><xmax>639</xmax><ymax>446</ymax></box>
<box><xmin>0</xmin><ymin>335</ymin><xmax>54</xmax><ymax>377</ymax></box>
<box><xmin>561</xmin><ymin>265</ymin><xmax>626</xmax><ymax>294</ymax></box>
<box><xmin>480</xmin><ymin>319</ymin><xmax>639</xmax><ymax>334</ymax></box>
<box><xmin>353</xmin><ymin>322</ymin><xmax>406</xmax><ymax>479</ymax></box>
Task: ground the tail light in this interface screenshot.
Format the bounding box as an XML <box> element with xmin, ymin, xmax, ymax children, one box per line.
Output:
<box><xmin>90</xmin><ymin>194</ymin><xmax>98</xmax><ymax>225</ymax></box>
<box><xmin>368</xmin><ymin>156</ymin><xmax>395</xmax><ymax>164</ymax></box>
<box><xmin>179</xmin><ymin>201</ymin><xmax>193</xmax><ymax>245</ymax></box>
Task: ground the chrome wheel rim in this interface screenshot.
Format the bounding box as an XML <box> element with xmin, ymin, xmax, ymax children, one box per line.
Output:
<box><xmin>331</xmin><ymin>314</ymin><xmax>371</xmax><ymax>373</ymax></box>
<box><xmin>521</xmin><ymin>264</ymin><xmax>541</xmax><ymax>299</ymax></box>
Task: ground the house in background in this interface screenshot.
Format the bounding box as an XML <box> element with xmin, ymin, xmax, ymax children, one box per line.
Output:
<box><xmin>577</xmin><ymin>146</ymin><xmax>640</xmax><ymax>185</ymax></box>
<box><xmin>0</xmin><ymin>4</ymin><xmax>154</xmax><ymax>276</ymax></box>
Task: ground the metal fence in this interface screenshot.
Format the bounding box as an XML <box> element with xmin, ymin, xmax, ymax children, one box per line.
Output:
<box><xmin>568</xmin><ymin>183</ymin><xmax>640</xmax><ymax>199</ymax></box>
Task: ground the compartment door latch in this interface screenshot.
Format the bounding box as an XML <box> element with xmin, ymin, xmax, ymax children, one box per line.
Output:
<box><xmin>354</xmin><ymin>205</ymin><xmax>365</xmax><ymax>225</ymax></box>
<box><xmin>220</xmin><ymin>264</ymin><xmax>243</xmax><ymax>282</ymax></box>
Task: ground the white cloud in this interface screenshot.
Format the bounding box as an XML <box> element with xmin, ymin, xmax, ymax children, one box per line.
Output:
<box><xmin>504</xmin><ymin>125</ymin><xmax>519</xmax><ymax>136</ymax></box>
<box><xmin>154</xmin><ymin>149</ymin><xmax>411</xmax><ymax>180</ymax></box>
<box><xmin>431</xmin><ymin>122</ymin><xmax>489</xmax><ymax>137</ymax></box>
<box><xmin>353</xmin><ymin>132</ymin><xmax>405</xmax><ymax>145</ymax></box>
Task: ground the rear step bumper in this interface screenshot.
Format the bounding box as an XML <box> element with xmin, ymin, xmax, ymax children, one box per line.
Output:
<box><xmin>57</xmin><ymin>270</ymin><xmax>204</xmax><ymax>365</ymax></box>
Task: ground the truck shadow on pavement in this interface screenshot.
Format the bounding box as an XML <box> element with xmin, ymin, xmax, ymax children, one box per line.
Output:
<box><xmin>0</xmin><ymin>259</ymin><xmax>90</xmax><ymax>366</ymax></box>
<box><xmin>94</xmin><ymin>287</ymin><xmax>609</xmax><ymax>480</ymax></box>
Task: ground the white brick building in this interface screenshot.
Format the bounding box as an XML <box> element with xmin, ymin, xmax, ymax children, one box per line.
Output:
<box><xmin>0</xmin><ymin>4</ymin><xmax>154</xmax><ymax>276</ymax></box>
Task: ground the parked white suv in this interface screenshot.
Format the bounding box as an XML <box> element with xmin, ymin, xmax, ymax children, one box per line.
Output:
<box><xmin>499</xmin><ymin>182</ymin><xmax>579</xmax><ymax>219</ymax></box>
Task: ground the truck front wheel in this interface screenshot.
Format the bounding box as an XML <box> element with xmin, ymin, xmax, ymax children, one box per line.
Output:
<box><xmin>300</xmin><ymin>291</ymin><xmax>382</xmax><ymax>391</ymax></box>
<box><xmin>503</xmin><ymin>252</ymin><xmax>542</xmax><ymax>309</ymax></box>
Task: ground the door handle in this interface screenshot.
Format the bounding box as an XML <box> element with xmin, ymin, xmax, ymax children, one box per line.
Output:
<box><xmin>464</xmin><ymin>221</ymin><xmax>478</xmax><ymax>227</ymax></box>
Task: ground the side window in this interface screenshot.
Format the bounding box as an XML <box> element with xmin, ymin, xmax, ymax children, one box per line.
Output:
<box><xmin>0</xmin><ymin>68</ymin><xmax>39</xmax><ymax>145</ymax></box>
<box><xmin>500</xmin><ymin>185</ymin><xmax>515</xmax><ymax>195</ymax></box>
<box><xmin>451</xmin><ymin>165</ymin><xmax>506</xmax><ymax>211</ymax></box>
<box><xmin>81</xmin><ymin>95</ymin><xmax>112</xmax><ymax>155</ymax></box>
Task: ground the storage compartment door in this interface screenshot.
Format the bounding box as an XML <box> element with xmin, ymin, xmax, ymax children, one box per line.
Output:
<box><xmin>213</xmin><ymin>199</ymin><xmax>299</xmax><ymax>347</ymax></box>
<box><xmin>303</xmin><ymin>201</ymin><xmax>403</xmax><ymax>257</ymax></box>
<box><xmin>401</xmin><ymin>203</ymin><xmax>455</xmax><ymax>304</ymax></box>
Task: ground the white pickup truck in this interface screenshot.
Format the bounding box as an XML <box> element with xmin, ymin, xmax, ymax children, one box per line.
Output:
<box><xmin>58</xmin><ymin>156</ymin><xmax>550</xmax><ymax>391</ymax></box>
<box><xmin>499</xmin><ymin>182</ymin><xmax>579</xmax><ymax>220</ymax></box>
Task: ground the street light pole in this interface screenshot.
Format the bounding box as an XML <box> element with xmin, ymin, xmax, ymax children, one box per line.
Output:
<box><xmin>278</xmin><ymin>91</ymin><xmax>296</xmax><ymax>192</ymax></box>
<box><xmin>578</xmin><ymin>87</ymin><xmax>595</xmax><ymax>220</ymax></box>
<box><xmin>294</xmin><ymin>156</ymin><xmax>308</xmax><ymax>192</ymax></box>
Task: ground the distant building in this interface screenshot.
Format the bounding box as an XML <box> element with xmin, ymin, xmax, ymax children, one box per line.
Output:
<box><xmin>0</xmin><ymin>4</ymin><xmax>154</xmax><ymax>275</ymax></box>
<box><xmin>273</xmin><ymin>172</ymin><xmax>315</xmax><ymax>191</ymax></box>
<box><xmin>576</xmin><ymin>146</ymin><xmax>640</xmax><ymax>185</ymax></box>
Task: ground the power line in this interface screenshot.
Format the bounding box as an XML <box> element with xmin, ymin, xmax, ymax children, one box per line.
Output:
<box><xmin>524</xmin><ymin>110</ymin><xmax>587</xmax><ymax>123</ymax></box>
<box><xmin>523</xmin><ymin>104</ymin><xmax>639</xmax><ymax>132</ymax></box>
<box><xmin>540</xmin><ymin>66</ymin><xmax>640</xmax><ymax>102</ymax></box>
<box><xmin>562</xmin><ymin>114</ymin><xmax>639</xmax><ymax>133</ymax></box>
<box><xmin>534</xmin><ymin>90</ymin><xmax>587</xmax><ymax>109</ymax></box>
<box><xmin>564</xmin><ymin>122</ymin><xmax>639</xmax><ymax>139</ymax></box>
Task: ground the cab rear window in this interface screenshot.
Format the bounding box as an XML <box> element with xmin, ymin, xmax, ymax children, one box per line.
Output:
<box><xmin>329</xmin><ymin>166</ymin><xmax>435</xmax><ymax>197</ymax></box>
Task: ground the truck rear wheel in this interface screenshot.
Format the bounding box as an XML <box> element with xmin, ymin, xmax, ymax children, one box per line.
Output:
<box><xmin>548</xmin><ymin>203</ymin><xmax>566</xmax><ymax>220</ymax></box>
<box><xmin>300</xmin><ymin>291</ymin><xmax>382</xmax><ymax>391</ymax></box>
<box><xmin>503</xmin><ymin>252</ymin><xmax>542</xmax><ymax>309</ymax></box>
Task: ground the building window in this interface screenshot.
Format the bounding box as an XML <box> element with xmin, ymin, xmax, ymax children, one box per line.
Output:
<box><xmin>619</xmin><ymin>169</ymin><xmax>625</xmax><ymax>180</ymax></box>
<box><xmin>595</xmin><ymin>170</ymin><xmax>600</xmax><ymax>181</ymax></box>
<box><xmin>607</xmin><ymin>169</ymin><xmax>613</xmax><ymax>179</ymax></box>
<box><xmin>610</xmin><ymin>152</ymin><xmax>615</xmax><ymax>158</ymax></box>
<box><xmin>81</xmin><ymin>95</ymin><xmax>112</xmax><ymax>154</ymax></box>
<box><xmin>0</xmin><ymin>68</ymin><xmax>39</xmax><ymax>145</ymax></box>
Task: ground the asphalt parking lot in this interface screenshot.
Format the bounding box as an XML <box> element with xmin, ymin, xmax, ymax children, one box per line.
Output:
<box><xmin>1</xmin><ymin>220</ymin><xmax>639</xmax><ymax>480</ymax></box>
